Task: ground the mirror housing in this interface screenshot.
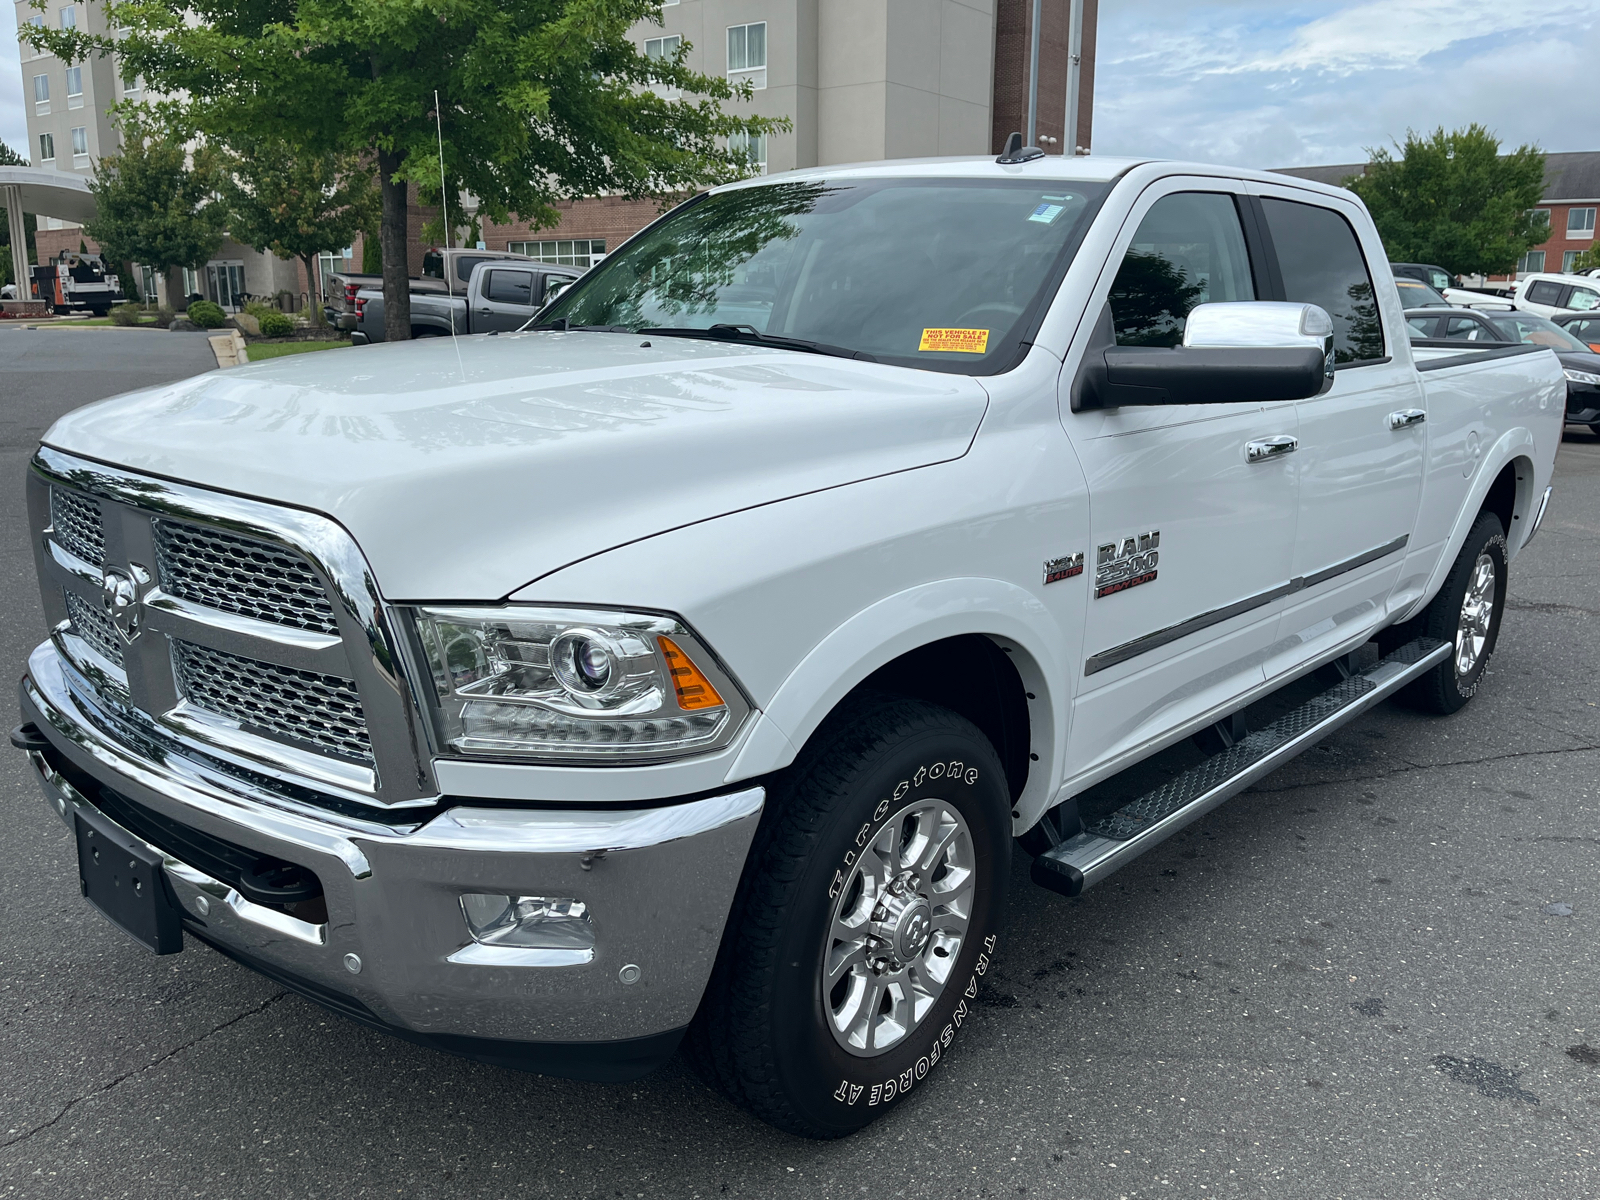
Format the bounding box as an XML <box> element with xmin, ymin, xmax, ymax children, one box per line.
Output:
<box><xmin>1074</xmin><ymin>301</ymin><xmax>1336</xmax><ymax>410</ymax></box>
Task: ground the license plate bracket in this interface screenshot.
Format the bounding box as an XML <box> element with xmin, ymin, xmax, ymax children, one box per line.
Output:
<box><xmin>74</xmin><ymin>806</ymin><xmax>184</xmax><ymax>955</ymax></box>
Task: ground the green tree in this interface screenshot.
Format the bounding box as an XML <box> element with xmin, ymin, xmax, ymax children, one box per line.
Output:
<box><xmin>1346</xmin><ymin>125</ymin><xmax>1548</xmax><ymax>278</ymax></box>
<box><xmin>1570</xmin><ymin>246</ymin><xmax>1600</xmax><ymax>274</ymax></box>
<box><xmin>221</xmin><ymin>139</ymin><xmax>378</xmax><ymax>325</ymax></box>
<box><xmin>82</xmin><ymin>109</ymin><xmax>227</xmax><ymax>302</ymax></box>
<box><xmin>0</xmin><ymin>139</ymin><xmax>40</xmax><ymax>290</ymax></box>
<box><xmin>26</xmin><ymin>0</ymin><xmax>785</xmax><ymax>341</ymax></box>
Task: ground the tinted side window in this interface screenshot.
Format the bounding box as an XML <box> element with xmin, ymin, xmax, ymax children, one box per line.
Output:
<box><xmin>485</xmin><ymin>270</ymin><xmax>535</xmax><ymax>306</ymax></box>
<box><xmin>1526</xmin><ymin>280</ymin><xmax>1563</xmax><ymax>305</ymax></box>
<box><xmin>1260</xmin><ymin>198</ymin><xmax>1384</xmax><ymax>364</ymax></box>
<box><xmin>1406</xmin><ymin>314</ymin><xmax>1442</xmax><ymax>338</ymax></box>
<box><xmin>1108</xmin><ymin>192</ymin><xmax>1255</xmax><ymax>347</ymax></box>
<box><xmin>456</xmin><ymin>255</ymin><xmax>494</xmax><ymax>282</ymax></box>
<box><xmin>1444</xmin><ymin>316</ymin><xmax>1491</xmax><ymax>341</ymax></box>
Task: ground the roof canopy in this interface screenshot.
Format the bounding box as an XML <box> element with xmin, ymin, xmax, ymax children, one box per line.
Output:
<box><xmin>0</xmin><ymin>166</ymin><xmax>97</xmax><ymax>224</ymax></box>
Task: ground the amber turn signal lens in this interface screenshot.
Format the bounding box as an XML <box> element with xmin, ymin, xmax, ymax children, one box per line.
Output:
<box><xmin>658</xmin><ymin>635</ymin><xmax>725</xmax><ymax>711</ymax></box>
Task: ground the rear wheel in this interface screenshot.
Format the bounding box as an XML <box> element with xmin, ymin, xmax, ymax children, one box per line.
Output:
<box><xmin>690</xmin><ymin>693</ymin><xmax>1010</xmax><ymax>1138</ymax></box>
<box><xmin>1401</xmin><ymin>511</ymin><xmax>1507</xmax><ymax>715</ymax></box>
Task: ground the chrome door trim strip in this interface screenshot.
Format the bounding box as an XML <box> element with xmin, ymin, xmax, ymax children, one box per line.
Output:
<box><xmin>1083</xmin><ymin>535</ymin><xmax>1410</xmax><ymax>676</ymax></box>
<box><xmin>1298</xmin><ymin>534</ymin><xmax>1409</xmax><ymax>590</ymax></box>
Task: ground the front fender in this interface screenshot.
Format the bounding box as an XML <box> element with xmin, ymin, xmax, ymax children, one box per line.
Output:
<box><xmin>727</xmin><ymin>577</ymin><xmax>1068</xmax><ymax>832</ymax></box>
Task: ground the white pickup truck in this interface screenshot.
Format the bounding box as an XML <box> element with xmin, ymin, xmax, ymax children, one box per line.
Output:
<box><xmin>17</xmin><ymin>153</ymin><xmax>1563</xmax><ymax>1139</ymax></box>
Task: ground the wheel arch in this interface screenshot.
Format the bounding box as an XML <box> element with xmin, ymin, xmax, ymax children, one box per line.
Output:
<box><xmin>726</xmin><ymin>578</ymin><xmax>1068</xmax><ymax>833</ymax></box>
<box><xmin>1395</xmin><ymin>431</ymin><xmax>1539</xmax><ymax>625</ymax></box>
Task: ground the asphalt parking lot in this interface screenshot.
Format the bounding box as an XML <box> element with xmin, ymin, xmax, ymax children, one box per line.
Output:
<box><xmin>2</xmin><ymin>328</ymin><xmax>1598</xmax><ymax>1198</ymax></box>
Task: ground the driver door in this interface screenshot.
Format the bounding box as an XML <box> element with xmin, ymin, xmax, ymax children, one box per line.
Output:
<box><xmin>1060</xmin><ymin>180</ymin><xmax>1301</xmax><ymax>779</ymax></box>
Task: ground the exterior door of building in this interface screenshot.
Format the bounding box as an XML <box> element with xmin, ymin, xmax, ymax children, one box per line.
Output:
<box><xmin>206</xmin><ymin>262</ymin><xmax>245</xmax><ymax>310</ymax></box>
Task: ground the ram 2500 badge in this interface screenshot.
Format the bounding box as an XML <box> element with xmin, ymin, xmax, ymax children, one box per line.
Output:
<box><xmin>16</xmin><ymin>149</ymin><xmax>1562</xmax><ymax>1138</ymax></box>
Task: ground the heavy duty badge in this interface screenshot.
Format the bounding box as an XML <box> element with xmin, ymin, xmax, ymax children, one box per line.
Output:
<box><xmin>1043</xmin><ymin>553</ymin><xmax>1084</xmax><ymax>585</ymax></box>
<box><xmin>1094</xmin><ymin>531</ymin><xmax>1159</xmax><ymax>599</ymax></box>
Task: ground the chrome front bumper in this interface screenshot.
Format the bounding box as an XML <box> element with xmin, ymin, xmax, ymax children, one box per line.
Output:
<box><xmin>22</xmin><ymin>642</ymin><xmax>762</xmax><ymax>1078</ymax></box>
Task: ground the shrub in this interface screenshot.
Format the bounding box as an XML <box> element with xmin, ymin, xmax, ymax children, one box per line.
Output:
<box><xmin>187</xmin><ymin>300</ymin><xmax>227</xmax><ymax>329</ymax></box>
<box><xmin>258</xmin><ymin>311</ymin><xmax>295</xmax><ymax>338</ymax></box>
<box><xmin>109</xmin><ymin>303</ymin><xmax>144</xmax><ymax>327</ymax></box>
<box><xmin>153</xmin><ymin>306</ymin><xmax>176</xmax><ymax>328</ymax></box>
<box><xmin>244</xmin><ymin>299</ymin><xmax>278</xmax><ymax>323</ymax></box>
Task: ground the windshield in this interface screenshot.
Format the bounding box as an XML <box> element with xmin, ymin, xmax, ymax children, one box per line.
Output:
<box><xmin>1486</xmin><ymin>311</ymin><xmax>1591</xmax><ymax>352</ymax></box>
<box><xmin>536</xmin><ymin>177</ymin><xmax>1109</xmax><ymax>373</ymax></box>
<box><xmin>1395</xmin><ymin>279</ymin><xmax>1449</xmax><ymax>307</ymax></box>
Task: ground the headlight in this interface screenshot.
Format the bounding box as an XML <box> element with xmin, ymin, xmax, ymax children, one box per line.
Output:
<box><xmin>1565</xmin><ymin>367</ymin><xmax>1600</xmax><ymax>386</ymax></box>
<box><xmin>410</xmin><ymin>606</ymin><xmax>750</xmax><ymax>762</ymax></box>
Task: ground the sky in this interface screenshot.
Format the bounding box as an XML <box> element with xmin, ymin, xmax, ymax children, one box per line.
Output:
<box><xmin>2</xmin><ymin>0</ymin><xmax>1596</xmax><ymax>169</ymax></box>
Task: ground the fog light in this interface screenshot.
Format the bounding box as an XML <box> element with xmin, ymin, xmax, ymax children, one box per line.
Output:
<box><xmin>461</xmin><ymin>893</ymin><xmax>595</xmax><ymax>952</ymax></box>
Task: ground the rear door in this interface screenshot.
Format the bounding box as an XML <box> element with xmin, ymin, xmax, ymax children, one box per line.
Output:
<box><xmin>1247</xmin><ymin>186</ymin><xmax>1426</xmax><ymax>674</ymax></box>
<box><xmin>476</xmin><ymin>268</ymin><xmax>540</xmax><ymax>331</ymax></box>
<box><xmin>1061</xmin><ymin>180</ymin><xmax>1300</xmax><ymax>775</ymax></box>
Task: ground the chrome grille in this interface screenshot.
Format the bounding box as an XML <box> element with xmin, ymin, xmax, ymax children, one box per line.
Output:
<box><xmin>50</xmin><ymin>487</ymin><xmax>104</xmax><ymax>566</ymax></box>
<box><xmin>154</xmin><ymin>520</ymin><xmax>339</xmax><ymax>635</ymax></box>
<box><xmin>173</xmin><ymin>640</ymin><xmax>372</xmax><ymax>764</ymax></box>
<box><xmin>64</xmin><ymin>590</ymin><xmax>125</xmax><ymax>668</ymax></box>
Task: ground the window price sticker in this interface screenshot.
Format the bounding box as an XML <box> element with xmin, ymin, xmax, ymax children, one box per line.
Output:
<box><xmin>1028</xmin><ymin>203</ymin><xmax>1066</xmax><ymax>224</ymax></box>
<box><xmin>919</xmin><ymin>328</ymin><xmax>990</xmax><ymax>353</ymax></box>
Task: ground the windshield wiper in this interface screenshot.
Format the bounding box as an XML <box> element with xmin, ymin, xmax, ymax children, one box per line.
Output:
<box><xmin>645</xmin><ymin>324</ymin><xmax>876</xmax><ymax>362</ymax></box>
<box><xmin>527</xmin><ymin>319</ymin><xmax>635</xmax><ymax>333</ymax></box>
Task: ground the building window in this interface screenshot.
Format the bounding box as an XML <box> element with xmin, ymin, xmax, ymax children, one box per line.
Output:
<box><xmin>645</xmin><ymin>34</ymin><xmax>680</xmax><ymax>60</ymax></box>
<box><xmin>33</xmin><ymin>74</ymin><xmax>50</xmax><ymax>114</ymax></box>
<box><xmin>66</xmin><ymin>65</ymin><xmax>83</xmax><ymax>108</ymax></box>
<box><xmin>70</xmin><ymin>126</ymin><xmax>89</xmax><ymax>164</ymax></box>
<box><xmin>727</xmin><ymin>22</ymin><xmax>767</xmax><ymax>90</ymax></box>
<box><xmin>646</xmin><ymin>34</ymin><xmax>682</xmax><ymax>98</ymax></box>
<box><xmin>1517</xmin><ymin>250</ymin><xmax>1545</xmax><ymax>275</ymax></box>
<box><xmin>59</xmin><ymin>5</ymin><xmax>76</xmax><ymax>29</ymax></box>
<box><xmin>122</xmin><ymin>72</ymin><xmax>143</xmax><ymax>97</ymax></box>
<box><xmin>39</xmin><ymin>133</ymin><xmax>55</xmax><ymax>163</ymax></box>
<box><xmin>729</xmin><ymin>130</ymin><xmax>767</xmax><ymax>175</ymax></box>
<box><xmin>1569</xmin><ymin>208</ymin><xmax>1597</xmax><ymax>238</ymax></box>
<box><xmin>140</xmin><ymin>264</ymin><xmax>158</xmax><ymax>303</ymax></box>
<box><xmin>1564</xmin><ymin>251</ymin><xmax>1581</xmax><ymax>273</ymax></box>
<box><xmin>507</xmin><ymin>239</ymin><xmax>606</xmax><ymax>268</ymax></box>
<box><xmin>1530</xmin><ymin>207</ymin><xmax>1550</xmax><ymax>233</ymax></box>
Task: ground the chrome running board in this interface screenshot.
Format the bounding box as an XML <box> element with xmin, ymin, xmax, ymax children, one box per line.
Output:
<box><xmin>1031</xmin><ymin>637</ymin><xmax>1450</xmax><ymax>898</ymax></box>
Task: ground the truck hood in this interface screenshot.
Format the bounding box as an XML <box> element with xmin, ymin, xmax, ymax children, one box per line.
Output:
<box><xmin>44</xmin><ymin>332</ymin><xmax>990</xmax><ymax>600</ymax></box>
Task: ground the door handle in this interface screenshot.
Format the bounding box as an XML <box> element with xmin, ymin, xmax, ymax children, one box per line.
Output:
<box><xmin>1246</xmin><ymin>435</ymin><xmax>1298</xmax><ymax>463</ymax></box>
<box><xmin>1388</xmin><ymin>408</ymin><xmax>1426</xmax><ymax>430</ymax></box>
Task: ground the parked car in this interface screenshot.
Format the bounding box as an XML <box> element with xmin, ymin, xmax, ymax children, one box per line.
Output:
<box><xmin>1393</xmin><ymin>277</ymin><xmax>1451</xmax><ymax>307</ymax></box>
<box><xmin>323</xmin><ymin>248</ymin><xmax>542</xmax><ymax>322</ymax></box>
<box><xmin>1442</xmin><ymin>286</ymin><xmax>1514</xmax><ymax>310</ymax></box>
<box><xmin>348</xmin><ymin>260</ymin><xmax>580</xmax><ymax>342</ymax></box>
<box><xmin>17</xmin><ymin>154</ymin><xmax>1563</xmax><ymax>1139</ymax></box>
<box><xmin>1391</xmin><ymin>261</ymin><xmax>1453</xmax><ymax>292</ymax></box>
<box><xmin>1406</xmin><ymin>306</ymin><xmax>1600</xmax><ymax>435</ymax></box>
<box><xmin>1554</xmin><ymin>311</ymin><xmax>1600</xmax><ymax>353</ymax></box>
<box><xmin>1513</xmin><ymin>272</ymin><xmax>1600</xmax><ymax>318</ymax></box>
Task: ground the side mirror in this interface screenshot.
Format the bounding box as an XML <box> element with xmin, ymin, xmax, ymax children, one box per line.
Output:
<box><xmin>1074</xmin><ymin>302</ymin><xmax>1336</xmax><ymax>410</ymax></box>
<box><xmin>544</xmin><ymin>278</ymin><xmax>570</xmax><ymax>303</ymax></box>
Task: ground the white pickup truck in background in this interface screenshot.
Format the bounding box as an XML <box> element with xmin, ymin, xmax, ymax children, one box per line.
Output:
<box><xmin>16</xmin><ymin>153</ymin><xmax>1562</xmax><ymax>1140</ymax></box>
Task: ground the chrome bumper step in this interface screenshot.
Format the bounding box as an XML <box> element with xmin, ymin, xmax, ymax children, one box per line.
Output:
<box><xmin>1031</xmin><ymin>637</ymin><xmax>1450</xmax><ymax>898</ymax></box>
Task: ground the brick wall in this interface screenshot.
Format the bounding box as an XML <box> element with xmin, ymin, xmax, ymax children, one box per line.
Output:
<box><xmin>991</xmin><ymin>0</ymin><xmax>1097</xmax><ymax>156</ymax></box>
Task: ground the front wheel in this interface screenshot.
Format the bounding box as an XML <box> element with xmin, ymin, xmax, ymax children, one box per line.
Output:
<box><xmin>1401</xmin><ymin>511</ymin><xmax>1508</xmax><ymax>715</ymax></box>
<box><xmin>690</xmin><ymin>693</ymin><xmax>1011</xmax><ymax>1137</ymax></box>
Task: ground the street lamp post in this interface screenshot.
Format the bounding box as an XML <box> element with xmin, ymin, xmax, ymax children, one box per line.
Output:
<box><xmin>1025</xmin><ymin>0</ymin><xmax>1042</xmax><ymax>148</ymax></box>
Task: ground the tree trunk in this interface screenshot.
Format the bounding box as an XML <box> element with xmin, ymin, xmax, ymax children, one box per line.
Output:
<box><xmin>378</xmin><ymin>148</ymin><xmax>410</xmax><ymax>341</ymax></box>
<box><xmin>303</xmin><ymin>253</ymin><xmax>325</xmax><ymax>326</ymax></box>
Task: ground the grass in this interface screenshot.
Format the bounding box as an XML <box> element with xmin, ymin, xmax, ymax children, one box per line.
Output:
<box><xmin>246</xmin><ymin>340</ymin><xmax>352</xmax><ymax>362</ymax></box>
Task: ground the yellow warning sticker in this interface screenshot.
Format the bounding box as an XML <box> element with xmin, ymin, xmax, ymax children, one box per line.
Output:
<box><xmin>919</xmin><ymin>327</ymin><xmax>990</xmax><ymax>354</ymax></box>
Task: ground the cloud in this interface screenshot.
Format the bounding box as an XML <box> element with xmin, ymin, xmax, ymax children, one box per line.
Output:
<box><xmin>1093</xmin><ymin>0</ymin><xmax>1600</xmax><ymax>167</ymax></box>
